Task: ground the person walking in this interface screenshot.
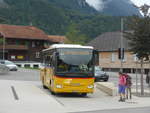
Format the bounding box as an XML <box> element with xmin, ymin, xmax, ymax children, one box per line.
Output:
<box><xmin>118</xmin><ymin>72</ymin><xmax>126</xmax><ymax>102</ymax></box>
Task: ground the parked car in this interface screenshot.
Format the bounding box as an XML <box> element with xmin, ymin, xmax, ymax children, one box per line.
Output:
<box><xmin>94</xmin><ymin>66</ymin><xmax>109</xmax><ymax>82</ymax></box>
<box><xmin>0</xmin><ymin>63</ymin><xmax>9</xmax><ymax>74</ymax></box>
<box><xmin>0</xmin><ymin>60</ymin><xmax>18</xmax><ymax>71</ymax></box>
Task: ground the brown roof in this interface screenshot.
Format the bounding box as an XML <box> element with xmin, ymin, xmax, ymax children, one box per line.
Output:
<box><xmin>0</xmin><ymin>24</ymin><xmax>48</xmax><ymax>40</ymax></box>
<box><xmin>47</xmin><ymin>35</ymin><xmax>67</xmax><ymax>43</ymax></box>
<box><xmin>87</xmin><ymin>31</ymin><xmax>130</xmax><ymax>52</ymax></box>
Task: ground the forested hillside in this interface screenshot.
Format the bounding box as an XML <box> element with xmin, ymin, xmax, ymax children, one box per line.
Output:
<box><xmin>0</xmin><ymin>0</ymin><xmax>139</xmax><ymax>44</ymax></box>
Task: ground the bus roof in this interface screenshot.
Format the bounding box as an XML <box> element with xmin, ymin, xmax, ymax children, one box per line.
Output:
<box><xmin>43</xmin><ymin>44</ymin><xmax>93</xmax><ymax>52</ymax></box>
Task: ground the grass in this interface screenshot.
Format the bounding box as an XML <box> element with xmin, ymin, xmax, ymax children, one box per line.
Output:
<box><xmin>21</xmin><ymin>67</ymin><xmax>40</xmax><ymax>70</ymax></box>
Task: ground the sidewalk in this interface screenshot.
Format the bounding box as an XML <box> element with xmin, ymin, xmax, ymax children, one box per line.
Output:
<box><xmin>66</xmin><ymin>89</ymin><xmax>150</xmax><ymax>113</ymax></box>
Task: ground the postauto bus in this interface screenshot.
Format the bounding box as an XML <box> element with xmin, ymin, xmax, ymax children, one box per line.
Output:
<box><xmin>40</xmin><ymin>44</ymin><xmax>97</xmax><ymax>96</ymax></box>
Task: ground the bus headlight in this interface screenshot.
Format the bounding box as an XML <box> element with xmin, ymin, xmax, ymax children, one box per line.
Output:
<box><xmin>56</xmin><ymin>85</ymin><xmax>62</xmax><ymax>88</ymax></box>
<box><xmin>88</xmin><ymin>85</ymin><xmax>94</xmax><ymax>89</ymax></box>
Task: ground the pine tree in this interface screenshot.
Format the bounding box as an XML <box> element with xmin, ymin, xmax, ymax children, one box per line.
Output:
<box><xmin>125</xmin><ymin>16</ymin><xmax>150</xmax><ymax>95</ymax></box>
<box><xmin>125</xmin><ymin>16</ymin><xmax>150</xmax><ymax>61</ymax></box>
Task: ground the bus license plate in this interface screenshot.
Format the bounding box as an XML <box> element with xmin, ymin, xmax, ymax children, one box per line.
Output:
<box><xmin>71</xmin><ymin>83</ymin><xmax>80</xmax><ymax>86</ymax></box>
<box><xmin>72</xmin><ymin>90</ymin><xmax>79</xmax><ymax>93</ymax></box>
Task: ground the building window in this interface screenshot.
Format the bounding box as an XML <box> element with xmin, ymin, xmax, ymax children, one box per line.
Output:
<box><xmin>16</xmin><ymin>40</ymin><xmax>20</xmax><ymax>45</ymax></box>
<box><xmin>32</xmin><ymin>41</ymin><xmax>35</xmax><ymax>47</ymax></box>
<box><xmin>122</xmin><ymin>53</ymin><xmax>127</xmax><ymax>62</ymax></box>
<box><xmin>11</xmin><ymin>55</ymin><xmax>16</xmax><ymax>60</ymax></box>
<box><xmin>25</xmin><ymin>41</ymin><xmax>29</xmax><ymax>46</ymax></box>
<box><xmin>44</xmin><ymin>42</ymin><xmax>49</xmax><ymax>48</ymax></box>
<box><xmin>133</xmin><ymin>54</ymin><xmax>138</xmax><ymax>62</ymax></box>
<box><xmin>111</xmin><ymin>53</ymin><xmax>115</xmax><ymax>62</ymax></box>
<box><xmin>99</xmin><ymin>53</ymin><xmax>101</xmax><ymax>61</ymax></box>
<box><xmin>36</xmin><ymin>41</ymin><xmax>40</xmax><ymax>46</ymax></box>
<box><xmin>36</xmin><ymin>52</ymin><xmax>40</xmax><ymax>58</ymax></box>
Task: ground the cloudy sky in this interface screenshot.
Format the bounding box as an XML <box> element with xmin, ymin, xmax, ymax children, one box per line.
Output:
<box><xmin>85</xmin><ymin>0</ymin><xmax>150</xmax><ymax>11</ymax></box>
<box><xmin>131</xmin><ymin>0</ymin><xmax>150</xmax><ymax>6</ymax></box>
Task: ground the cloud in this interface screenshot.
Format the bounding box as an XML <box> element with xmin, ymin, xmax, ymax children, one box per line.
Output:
<box><xmin>85</xmin><ymin>0</ymin><xmax>104</xmax><ymax>11</ymax></box>
<box><xmin>130</xmin><ymin>0</ymin><xmax>150</xmax><ymax>13</ymax></box>
<box><xmin>85</xmin><ymin>0</ymin><xmax>112</xmax><ymax>11</ymax></box>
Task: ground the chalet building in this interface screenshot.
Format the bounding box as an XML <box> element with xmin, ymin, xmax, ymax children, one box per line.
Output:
<box><xmin>87</xmin><ymin>31</ymin><xmax>150</xmax><ymax>73</ymax></box>
<box><xmin>0</xmin><ymin>24</ymin><xmax>66</xmax><ymax>62</ymax></box>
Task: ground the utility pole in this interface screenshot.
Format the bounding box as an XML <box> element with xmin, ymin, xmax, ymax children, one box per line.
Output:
<box><xmin>119</xmin><ymin>18</ymin><xmax>124</xmax><ymax>72</ymax></box>
<box><xmin>135</xmin><ymin>60</ymin><xmax>138</xmax><ymax>95</ymax></box>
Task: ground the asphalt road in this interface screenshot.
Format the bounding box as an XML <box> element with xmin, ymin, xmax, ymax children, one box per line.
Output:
<box><xmin>75</xmin><ymin>107</ymin><xmax>150</xmax><ymax>113</ymax></box>
<box><xmin>1</xmin><ymin>68</ymin><xmax>150</xmax><ymax>93</ymax></box>
<box><xmin>1</xmin><ymin>68</ymin><xmax>150</xmax><ymax>94</ymax></box>
<box><xmin>0</xmin><ymin>68</ymin><xmax>40</xmax><ymax>81</ymax></box>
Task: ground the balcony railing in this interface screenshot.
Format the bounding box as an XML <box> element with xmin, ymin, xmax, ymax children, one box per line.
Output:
<box><xmin>0</xmin><ymin>44</ymin><xmax>28</xmax><ymax>50</ymax></box>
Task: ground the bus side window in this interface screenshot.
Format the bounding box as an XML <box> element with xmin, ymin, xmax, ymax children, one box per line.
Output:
<box><xmin>50</xmin><ymin>53</ymin><xmax>56</xmax><ymax>67</ymax></box>
<box><xmin>45</xmin><ymin>55</ymin><xmax>51</xmax><ymax>67</ymax></box>
<box><xmin>49</xmin><ymin>56</ymin><xmax>53</xmax><ymax>67</ymax></box>
<box><xmin>43</xmin><ymin>51</ymin><xmax>55</xmax><ymax>68</ymax></box>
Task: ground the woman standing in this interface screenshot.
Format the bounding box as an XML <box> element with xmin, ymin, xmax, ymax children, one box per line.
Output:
<box><xmin>118</xmin><ymin>72</ymin><xmax>126</xmax><ymax>102</ymax></box>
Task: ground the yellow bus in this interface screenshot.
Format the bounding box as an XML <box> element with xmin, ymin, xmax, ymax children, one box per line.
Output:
<box><xmin>40</xmin><ymin>44</ymin><xmax>96</xmax><ymax>96</ymax></box>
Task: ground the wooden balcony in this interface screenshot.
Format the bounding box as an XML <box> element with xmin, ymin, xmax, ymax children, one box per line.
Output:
<box><xmin>0</xmin><ymin>44</ymin><xmax>28</xmax><ymax>50</ymax></box>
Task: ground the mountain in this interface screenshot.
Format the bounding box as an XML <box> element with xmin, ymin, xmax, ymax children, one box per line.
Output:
<box><xmin>0</xmin><ymin>0</ymin><xmax>69</xmax><ymax>35</ymax></box>
<box><xmin>47</xmin><ymin>0</ymin><xmax>141</xmax><ymax>16</ymax></box>
<box><xmin>0</xmin><ymin>0</ymin><xmax>141</xmax><ymax>44</ymax></box>
<box><xmin>99</xmin><ymin>0</ymin><xmax>141</xmax><ymax>16</ymax></box>
<box><xmin>47</xmin><ymin>0</ymin><xmax>97</xmax><ymax>14</ymax></box>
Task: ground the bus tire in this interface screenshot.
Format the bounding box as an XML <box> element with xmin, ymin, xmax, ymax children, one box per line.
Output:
<box><xmin>42</xmin><ymin>77</ymin><xmax>47</xmax><ymax>89</ymax></box>
<box><xmin>43</xmin><ymin>85</ymin><xmax>48</xmax><ymax>89</ymax></box>
<box><xmin>49</xmin><ymin>80</ymin><xmax>55</xmax><ymax>95</ymax></box>
<box><xmin>104</xmin><ymin>79</ymin><xmax>108</xmax><ymax>82</ymax></box>
<box><xmin>81</xmin><ymin>93</ymin><xmax>87</xmax><ymax>97</ymax></box>
<box><xmin>51</xmin><ymin>90</ymin><xmax>56</xmax><ymax>95</ymax></box>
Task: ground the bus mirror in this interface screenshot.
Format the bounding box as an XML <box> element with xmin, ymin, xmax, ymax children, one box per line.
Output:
<box><xmin>55</xmin><ymin>52</ymin><xmax>59</xmax><ymax>57</ymax></box>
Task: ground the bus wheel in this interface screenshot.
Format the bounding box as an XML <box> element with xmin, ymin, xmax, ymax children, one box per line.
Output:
<box><xmin>50</xmin><ymin>90</ymin><xmax>56</xmax><ymax>95</ymax></box>
<box><xmin>43</xmin><ymin>85</ymin><xmax>48</xmax><ymax>89</ymax></box>
<box><xmin>81</xmin><ymin>93</ymin><xmax>87</xmax><ymax>97</ymax></box>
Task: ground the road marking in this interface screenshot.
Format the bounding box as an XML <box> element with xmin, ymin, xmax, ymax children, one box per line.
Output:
<box><xmin>53</xmin><ymin>96</ymin><xmax>65</xmax><ymax>106</ymax></box>
<box><xmin>38</xmin><ymin>86</ymin><xmax>65</xmax><ymax>106</ymax></box>
<box><xmin>11</xmin><ymin>86</ymin><xmax>19</xmax><ymax>100</ymax></box>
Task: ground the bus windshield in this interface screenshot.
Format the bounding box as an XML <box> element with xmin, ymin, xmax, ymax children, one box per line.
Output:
<box><xmin>56</xmin><ymin>48</ymin><xmax>93</xmax><ymax>75</ymax></box>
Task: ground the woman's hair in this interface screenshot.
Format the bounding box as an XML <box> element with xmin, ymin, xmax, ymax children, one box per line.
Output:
<box><xmin>119</xmin><ymin>71</ymin><xmax>122</xmax><ymax>75</ymax></box>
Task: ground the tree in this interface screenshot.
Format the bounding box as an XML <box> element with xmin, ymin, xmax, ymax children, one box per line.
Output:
<box><xmin>125</xmin><ymin>16</ymin><xmax>150</xmax><ymax>59</ymax></box>
<box><xmin>65</xmin><ymin>23</ymin><xmax>88</xmax><ymax>45</ymax></box>
<box><xmin>125</xmin><ymin>16</ymin><xmax>150</xmax><ymax>95</ymax></box>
